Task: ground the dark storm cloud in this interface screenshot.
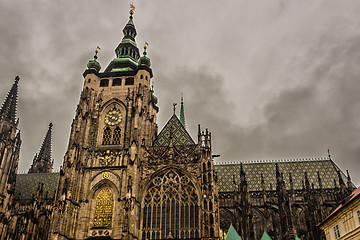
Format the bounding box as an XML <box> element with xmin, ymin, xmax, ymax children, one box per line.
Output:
<box><xmin>0</xmin><ymin>0</ymin><xmax>359</xmax><ymax>185</ymax></box>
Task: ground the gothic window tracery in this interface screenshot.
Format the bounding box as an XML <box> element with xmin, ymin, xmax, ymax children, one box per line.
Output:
<box><xmin>93</xmin><ymin>187</ymin><xmax>114</xmax><ymax>228</ymax></box>
<box><xmin>142</xmin><ymin>170</ymin><xmax>200</xmax><ymax>240</ymax></box>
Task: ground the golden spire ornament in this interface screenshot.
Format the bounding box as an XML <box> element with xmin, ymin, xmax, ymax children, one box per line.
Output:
<box><xmin>130</xmin><ymin>3</ymin><xmax>135</xmax><ymax>15</ymax></box>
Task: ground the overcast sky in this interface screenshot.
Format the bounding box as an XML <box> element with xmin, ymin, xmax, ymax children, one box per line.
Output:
<box><xmin>1</xmin><ymin>0</ymin><xmax>359</xmax><ymax>186</ymax></box>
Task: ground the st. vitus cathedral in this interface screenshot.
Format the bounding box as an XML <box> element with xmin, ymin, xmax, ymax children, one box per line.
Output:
<box><xmin>0</xmin><ymin>7</ymin><xmax>356</xmax><ymax>240</ymax></box>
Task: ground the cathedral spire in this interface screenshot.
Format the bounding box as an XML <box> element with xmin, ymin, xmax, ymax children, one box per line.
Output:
<box><xmin>29</xmin><ymin>123</ymin><xmax>54</xmax><ymax>173</ymax></box>
<box><xmin>105</xmin><ymin>5</ymin><xmax>141</xmax><ymax>73</ymax></box>
<box><xmin>180</xmin><ymin>94</ymin><xmax>186</xmax><ymax>128</ymax></box>
<box><xmin>0</xmin><ymin>76</ymin><xmax>20</xmax><ymax>123</ymax></box>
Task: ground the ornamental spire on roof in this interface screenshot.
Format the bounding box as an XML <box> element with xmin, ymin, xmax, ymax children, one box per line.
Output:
<box><xmin>0</xmin><ymin>76</ymin><xmax>20</xmax><ymax>123</ymax></box>
<box><xmin>105</xmin><ymin>4</ymin><xmax>141</xmax><ymax>73</ymax></box>
<box><xmin>180</xmin><ymin>94</ymin><xmax>186</xmax><ymax>129</ymax></box>
<box><xmin>28</xmin><ymin>123</ymin><xmax>54</xmax><ymax>173</ymax></box>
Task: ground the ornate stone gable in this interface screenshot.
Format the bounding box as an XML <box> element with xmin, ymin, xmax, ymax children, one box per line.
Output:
<box><xmin>153</xmin><ymin>114</ymin><xmax>195</xmax><ymax>147</ymax></box>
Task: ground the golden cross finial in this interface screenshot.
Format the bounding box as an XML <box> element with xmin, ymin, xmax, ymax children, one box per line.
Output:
<box><xmin>144</xmin><ymin>42</ymin><xmax>149</xmax><ymax>52</ymax></box>
<box><xmin>130</xmin><ymin>3</ymin><xmax>135</xmax><ymax>15</ymax></box>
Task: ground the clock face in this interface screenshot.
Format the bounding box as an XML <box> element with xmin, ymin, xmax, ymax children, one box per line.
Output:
<box><xmin>105</xmin><ymin>110</ymin><xmax>122</xmax><ymax>126</ymax></box>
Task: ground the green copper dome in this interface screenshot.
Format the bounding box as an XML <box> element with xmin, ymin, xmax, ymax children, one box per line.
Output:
<box><xmin>87</xmin><ymin>55</ymin><xmax>101</xmax><ymax>72</ymax></box>
<box><xmin>138</xmin><ymin>50</ymin><xmax>151</xmax><ymax>68</ymax></box>
<box><xmin>151</xmin><ymin>89</ymin><xmax>158</xmax><ymax>105</ymax></box>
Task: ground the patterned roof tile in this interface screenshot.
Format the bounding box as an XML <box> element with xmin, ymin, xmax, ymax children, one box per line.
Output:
<box><xmin>215</xmin><ymin>159</ymin><xmax>350</xmax><ymax>192</ymax></box>
<box><xmin>153</xmin><ymin>114</ymin><xmax>195</xmax><ymax>147</ymax></box>
<box><xmin>14</xmin><ymin>172</ymin><xmax>59</xmax><ymax>200</ymax></box>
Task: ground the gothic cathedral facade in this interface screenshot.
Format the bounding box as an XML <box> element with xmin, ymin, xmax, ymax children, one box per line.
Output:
<box><xmin>0</xmin><ymin>7</ymin><xmax>357</xmax><ymax>240</ymax></box>
<box><xmin>49</xmin><ymin>10</ymin><xmax>219</xmax><ymax>240</ymax></box>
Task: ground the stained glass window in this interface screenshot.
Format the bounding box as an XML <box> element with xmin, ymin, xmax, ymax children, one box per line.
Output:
<box><xmin>112</xmin><ymin>127</ymin><xmax>121</xmax><ymax>145</ymax></box>
<box><xmin>93</xmin><ymin>187</ymin><xmax>114</xmax><ymax>228</ymax></box>
<box><xmin>142</xmin><ymin>170</ymin><xmax>199</xmax><ymax>239</ymax></box>
<box><xmin>102</xmin><ymin>127</ymin><xmax>111</xmax><ymax>145</ymax></box>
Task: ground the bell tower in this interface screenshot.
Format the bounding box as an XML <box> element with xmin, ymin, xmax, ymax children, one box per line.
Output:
<box><xmin>50</xmin><ymin>6</ymin><xmax>159</xmax><ymax>240</ymax></box>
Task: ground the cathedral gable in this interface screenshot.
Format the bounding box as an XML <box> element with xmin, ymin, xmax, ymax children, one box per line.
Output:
<box><xmin>153</xmin><ymin>114</ymin><xmax>195</xmax><ymax>147</ymax></box>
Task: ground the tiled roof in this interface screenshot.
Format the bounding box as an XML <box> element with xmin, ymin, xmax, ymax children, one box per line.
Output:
<box><xmin>14</xmin><ymin>172</ymin><xmax>59</xmax><ymax>200</ymax></box>
<box><xmin>153</xmin><ymin>114</ymin><xmax>195</xmax><ymax>147</ymax></box>
<box><xmin>215</xmin><ymin>158</ymin><xmax>349</xmax><ymax>192</ymax></box>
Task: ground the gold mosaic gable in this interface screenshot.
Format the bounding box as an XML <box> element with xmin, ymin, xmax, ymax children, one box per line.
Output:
<box><xmin>153</xmin><ymin>114</ymin><xmax>195</xmax><ymax>147</ymax></box>
<box><xmin>215</xmin><ymin>159</ymin><xmax>349</xmax><ymax>192</ymax></box>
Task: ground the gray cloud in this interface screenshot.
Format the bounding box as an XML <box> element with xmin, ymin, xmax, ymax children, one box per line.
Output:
<box><xmin>0</xmin><ymin>0</ymin><xmax>359</xmax><ymax>185</ymax></box>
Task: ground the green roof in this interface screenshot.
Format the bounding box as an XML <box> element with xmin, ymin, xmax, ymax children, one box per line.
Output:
<box><xmin>153</xmin><ymin>114</ymin><xmax>195</xmax><ymax>147</ymax></box>
<box><xmin>215</xmin><ymin>159</ymin><xmax>350</xmax><ymax>192</ymax></box>
<box><xmin>295</xmin><ymin>236</ymin><xmax>301</xmax><ymax>240</ymax></box>
<box><xmin>15</xmin><ymin>172</ymin><xmax>59</xmax><ymax>199</ymax></box>
<box><xmin>260</xmin><ymin>231</ymin><xmax>272</xmax><ymax>240</ymax></box>
<box><xmin>225</xmin><ymin>224</ymin><xmax>242</xmax><ymax>240</ymax></box>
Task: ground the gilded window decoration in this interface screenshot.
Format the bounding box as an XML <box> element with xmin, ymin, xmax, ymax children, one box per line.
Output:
<box><xmin>102</xmin><ymin>127</ymin><xmax>111</xmax><ymax>145</ymax></box>
<box><xmin>93</xmin><ymin>187</ymin><xmax>114</xmax><ymax>228</ymax></box>
<box><xmin>142</xmin><ymin>170</ymin><xmax>199</xmax><ymax>240</ymax></box>
<box><xmin>112</xmin><ymin>127</ymin><xmax>121</xmax><ymax>145</ymax></box>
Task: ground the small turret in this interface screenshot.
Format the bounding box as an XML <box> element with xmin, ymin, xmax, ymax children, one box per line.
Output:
<box><xmin>138</xmin><ymin>42</ymin><xmax>151</xmax><ymax>68</ymax></box>
<box><xmin>86</xmin><ymin>47</ymin><xmax>101</xmax><ymax>72</ymax></box>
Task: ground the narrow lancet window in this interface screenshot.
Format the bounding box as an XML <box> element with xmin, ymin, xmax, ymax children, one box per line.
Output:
<box><xmin>103</xmin><ymin>127</ymin><xmax>111</xmax><ymax>145</ymax></box>
<box><xmin>112</xmin><ymin>127</ymin><xmax>121</xmax><ymax>145</ymax></box>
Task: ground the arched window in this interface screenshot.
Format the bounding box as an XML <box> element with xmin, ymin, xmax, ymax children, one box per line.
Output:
<box><xmin>142</xmin><ymin>170</ymin><xmax>199</xmax><ymax>240</ymax></box>
<box><xmin>102</xmin><ymin>127</ymin><xmax>111</xmax><ymax>145</ymax></box>
<box><xmin>93</xmin><ymin>187</ymin><xmax>114</xmax><ymax>228</ymax></box>
<box><xmin>112</xmin><ymin>127</ymin><xmax>121</xmax><ymax>145</ymax></box>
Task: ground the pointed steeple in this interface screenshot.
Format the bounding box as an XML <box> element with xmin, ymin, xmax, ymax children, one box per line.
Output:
<box><xmin>29</xmin><ymin>123</ymin><xmax>54</xmax><ymax>173</ymax></box>
<box><xmin>0</xmin><ymin>76</ymin><xmax>20</xmax><ymax>123</ymax></box>
<box><xmin>180</xmin><ymin>94</ymin><xmax>186</xmax><ymax>129</ymax></box>
<box><xmin>105</xmin><ymin>4</ymin><xmax>140</xmax><ymax>73</ymax></box>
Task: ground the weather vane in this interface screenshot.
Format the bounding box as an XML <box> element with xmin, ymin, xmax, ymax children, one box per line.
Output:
<box><xmin>94</xmin><ymin>46</ymin><xmax>101</xmax><ymax>59</ymax></box>
<box><xmin>130</xmin><ymin>3</ymin><xmax>135</xmax><ymax>15</ymax></box>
